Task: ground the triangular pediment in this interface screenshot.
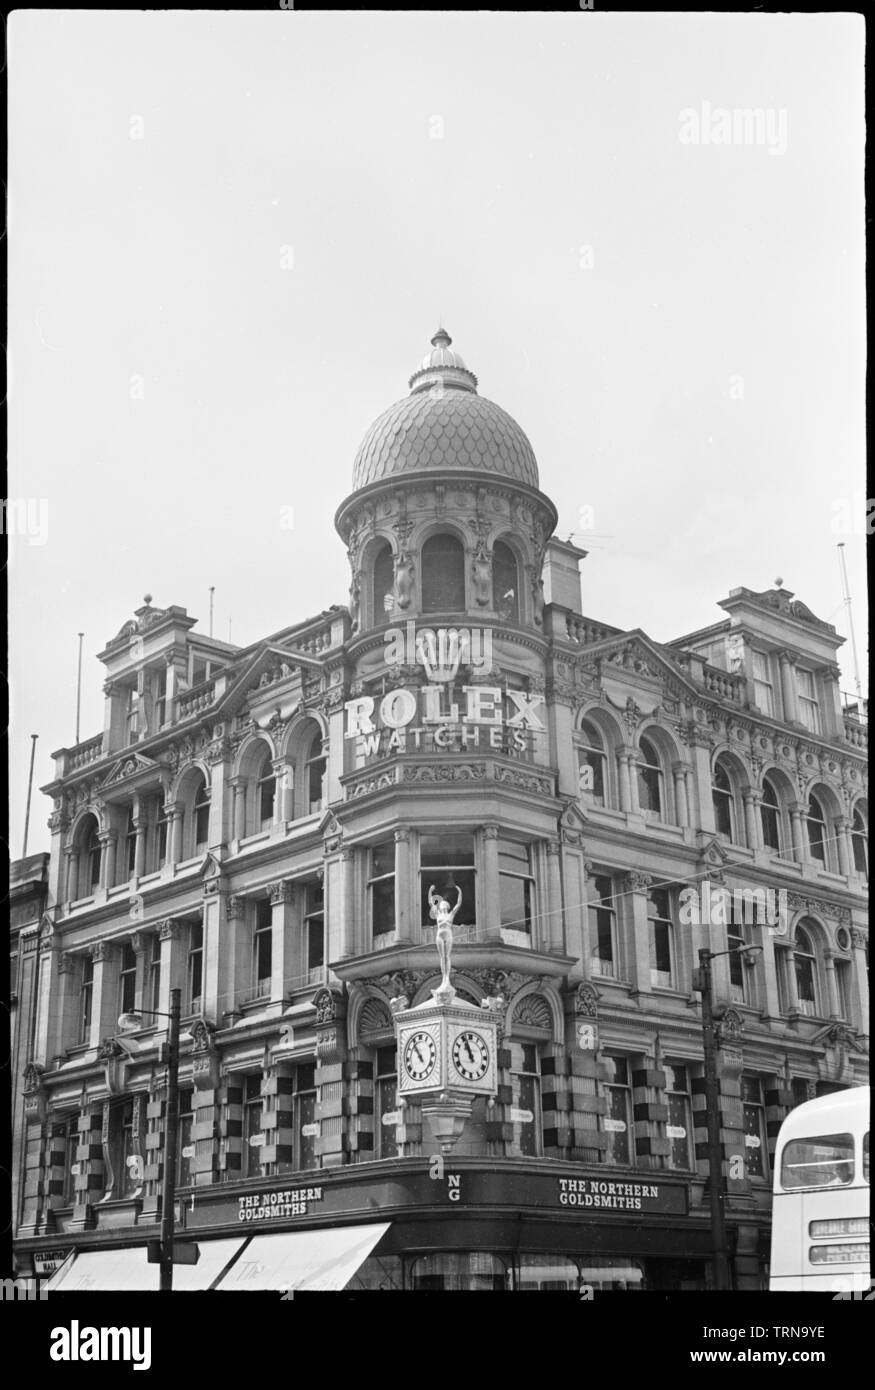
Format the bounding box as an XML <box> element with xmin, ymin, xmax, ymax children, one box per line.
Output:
<box><xmin>199</xmin><ymin>851</ymin><xmax>223</xmax><ymax>879</ymax></box>
<box><xmin>100</xmin><ymin>752</ymin><xmax>164</xmax><ymax>787</ymax></box>
<box><xmin>697</xmin><ymin>836</ymin><xmax>731</xmax><ymax>871</ymax></box>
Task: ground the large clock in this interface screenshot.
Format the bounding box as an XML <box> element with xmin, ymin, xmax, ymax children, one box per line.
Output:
<box><xmin>403</xmin><ymin>1030</ymin><xmax>437</xmax><ymax>1083</ymax></box>
<box><xmin>450</xmin><ymin>1029</ymin><xmax>490</xmax><ymax>1082</ymax></box>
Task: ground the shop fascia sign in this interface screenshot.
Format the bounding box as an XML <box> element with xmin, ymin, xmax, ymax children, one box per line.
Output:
<box><xmin>346</xmin><ymin>623</ymin><xmax>545</xmax><ymax>758</ymax></box>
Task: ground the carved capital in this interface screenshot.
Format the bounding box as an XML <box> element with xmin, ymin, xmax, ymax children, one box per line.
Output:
<box><xmin>623</xmin><ymin>871</ymin><xmax>652</xmax><ymax>894</ymax></box>
<box><xmin>268</xmin><ymin>880</ymin><xmax>293</xmax><ymax>906</ymax></box>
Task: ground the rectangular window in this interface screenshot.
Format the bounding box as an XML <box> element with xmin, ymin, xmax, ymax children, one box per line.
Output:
<box><xmin>792</xmin><ymin>1078</ymin><xmax>811</xmax><ymax>1108</ymax></box>
<box><xmin>376</xmin><ymin>1046</ymin><xmax>399</xmax><ymax>1160</ymax></box>
<box><xmin>187</xmin><ymin>923</ymin><xmax>203</xmax><ymax>1015</ymax></box>
<box><xmin>118</xmin><ymin>941</ymin><xmax>137</xmax><ymax>1016</ymax></box>
<box><xmin>155</xmin><ymin>798</ymin><xmax>169</xmax><ymax>870</ymax></box>
<box><xmin>603</xmin><ymin>1056</ymin><xmax>633</xmax><ymax>1165</ymax></box>
<box><xmin>647</xmin><ymin>888</ymin><xmax>674</xmax><ymax>988</ymax></box>
<box><xmin>368</xmin><ymin>841</ymin><xmax>396</xmax><ymax>942</ymax></box>
<box><xmin>751</xmin><ymin>650</ymin><xmax>775</xmax><ymax>717</ymax></box>
<box><xmin>153</xmin><ymin>667</ymin><xmax>167</xmax><ymax>729</ymax></box>
<box><xmin>115</xmin><ymin>1099</ymin><xmax>141</xmax><ymax>1198</ymax></box>
<box><xmin>665</xmin><ymin>1063</ymin><xmax>693</xmax><ymax>1171</ymax></box>
<box><xmin>796</xmin><ymin>669</ymin><xmax>821</xmax><ymax>735</ymax></box>
<box><xmin>295</xmin><ymin>1062</ymin><xmax>318</xmax><ymax>1171</ymax></box>
<box><xmin>125</xmin><ymin>810</ymin><xmax>137</xmax><ymax>880</ymax></box>
<box><xmin>177</xmin><ymin>1087</ymin><xmax>194</xmax><ymax>1187</ymax></box>
<box><xmin>148</xmin><ymin>934</ymin><xmax>162</xmax><ymax>1014</ymax></box>
<box><xmin>781</xmin><ymin>1132</ymin><xmax>854</xmax><ymax>1189</ymax></box>
<box><xmin>741</xmin><ymin>1075</ymin><xmax>768</xmax><ymax>1179</ymax></box>
<box><xmin>126</xmin><ymin>688</ymin><xmax>140</xmax><ymax>746</ymax></box>
<box><xmin>511</xmin><ymin>1044</ymin><xmax>542</xmax><ymax>1157</ymax></box>
<box><xmin>253</xmin><ymin>899</ymin><xmax>273</xmax><ymax>995</ymax></box>
<box><xmin>419</xmin><ymin>834</ymin><xmax>476</xmax><ymax>930</ymax></box>
<box><xmin>498</xmin><ymin>839</ymin><xmax>533</xmax><ymax>933</ymax></box>
<box><xmin>835</xmin><ymin>960</ymin><xmax>852</xmax><ymax>1022</ymax></box>
<box><xmin>81</xmin><ymin>957</ymin><xmax>94</xmax><ymax>1042</ymax></box>
<box><xmin>588</xmin><ymin>874</ymin><xmax>617</xmax><ymax>978</ymax></box>
<box><xmin>243</xmin><ymin>1074</ymin><xmax>263</xmax><ymax>1178</ymax></box>
<box><xmin>305</xmin><ymin>884</ymin><xmax>325</xmax><ymax>973</ymax></box>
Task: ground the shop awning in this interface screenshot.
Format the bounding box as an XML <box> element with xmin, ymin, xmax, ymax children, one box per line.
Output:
<box><xmin>45</xmin><ymin>1237</ymin><xmax>246</xmax><ymax>1292</ymax></box>
<box><xmin>215</xmin><ymin>1222</ymin><xmax>391</xmax><ymax>1292</ymax></box>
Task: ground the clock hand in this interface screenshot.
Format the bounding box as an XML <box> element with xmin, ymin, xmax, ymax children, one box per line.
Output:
<box><xmin>464</xmin><ymin>1037</ymin><xmax>476</xmax><ymax>1064</ymax></box>
<box><xmin>413</xmin><ymin>1042</ymin><xmax>425</xmax><ymax>1066</ymax></box>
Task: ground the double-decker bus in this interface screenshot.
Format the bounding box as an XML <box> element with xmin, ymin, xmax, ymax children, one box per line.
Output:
<box><xmin>770</xmin><ymin>1085</ymin><xmax>870</xmax><ymax>1292</ymax></box>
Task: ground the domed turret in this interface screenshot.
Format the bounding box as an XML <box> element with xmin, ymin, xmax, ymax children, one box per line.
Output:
<box><xmin>351</xmin><ymin>329</ymin><xmax>540</xmax><ymax>491</ymax></box>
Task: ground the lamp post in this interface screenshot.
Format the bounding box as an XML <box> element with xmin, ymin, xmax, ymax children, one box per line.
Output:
<box><xmin>118</xmin><ymin>987</ymin><xmax>181</xmax><ymax>1292</ymax></box>
<box><xmin>692</xmin><ymin>945</ymin><xmax>763</xmax><ymax>1294</ymax></box>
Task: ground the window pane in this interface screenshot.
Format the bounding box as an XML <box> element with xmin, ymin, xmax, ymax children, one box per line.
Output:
<box><xmin>420</xmin><ymin>869</ymin><xmax>476</xmax><ymax>927</ymax></box>
<box><xmin>421</xmin><ymin>535</ymin><xmax>465</xmax><ymax>612</ymax></box>
<box><xmin>371</xmin><ymin>841</ymin><xmax>395</xmax><ymax>877</ymax></box>
<box><xmin>498</xmin><ymin>840</ymin><xmax>530</xmax><ymax>871</ymax></box>
<box><xmin>371</xmin><ymin>878</ymin><xmax>395</xmax><ymax>937</ymax></box>
<box><xmin>420</xmin><ymin>835</ymin><xmax>475</xmax><ymax>867</ymax></box>
<box><xmin>781</xmin><ymin>1134</ymin><xmax>854</xmax><ymax>1189</ymax></box>
<box><xmin>499</xmin><ymin>873</ymin><xmax>531</xmax><ymax>932</ymax></box>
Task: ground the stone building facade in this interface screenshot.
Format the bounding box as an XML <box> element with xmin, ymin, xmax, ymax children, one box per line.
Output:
<box><xmin>12</xmin><ymin>329</ymin><xmax>868</xmax><ymax>1292</ymax></box>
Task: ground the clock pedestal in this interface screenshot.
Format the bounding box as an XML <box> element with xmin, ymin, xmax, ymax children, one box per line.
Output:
<box><xmin>395</xmin><ymin>989</ymin><xmax>500</xmax><ymax>1155</ymax></box>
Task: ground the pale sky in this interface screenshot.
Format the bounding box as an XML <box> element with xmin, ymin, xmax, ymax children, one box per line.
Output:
<box><xmin>8</xmin><ymin>10</ymin><xmax>867</xmax><ymax>858</ymax></box>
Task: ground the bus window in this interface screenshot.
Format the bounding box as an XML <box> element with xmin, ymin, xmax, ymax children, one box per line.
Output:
<box><xmin>781</xmin><ymin>1133</ymin><xmax>854</xmax><ymax>1189</ymax></box>
<box><xmin>864</xmin><ymin>1132</ymin><xmax>869</xmax><ymax>1183</ymax></box>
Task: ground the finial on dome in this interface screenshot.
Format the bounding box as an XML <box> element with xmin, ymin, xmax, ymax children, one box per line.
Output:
<box><xmin>774</xmin><ymin>577</ymin><xmax>783</xmax><ymax>588</ymax></box>
<box><xmin>431</xmin><ymin>326</ymin><xmax>452</xmax><ymax>349</ymax></box>
<box><xmin>143</xmin><ymin>593</ymin><xmax>153</xmax><ymax>605</ymax></box>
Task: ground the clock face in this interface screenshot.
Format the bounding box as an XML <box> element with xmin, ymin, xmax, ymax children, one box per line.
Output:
<box><xmin>403</xmin><ymin>1031</ymin><xmax>437</xmax><ymax>1082</ymax></box>
<box><xmin>451</xmin><ymin>1030</ymin><xmax>490</xmax><ymax>1082</ymax></box>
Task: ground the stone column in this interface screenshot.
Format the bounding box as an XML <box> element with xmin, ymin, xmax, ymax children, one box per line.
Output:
<box><xmin>230</xmin><ymin>776</ymin><xmax>247</xmax><ymax>840</ymax></box>
<box><xmin>63</xmin><ymin>847</ymin><xmax>78</xmax><ymax>903</ymax></box>
<box><xmin>394</xmin><ymin>829</ymin><xmax>411</xmax><ymax>944</ymax></box>
<box><xmin>274</xmin><ymin>758</ymin><xmax>295</xmax><ymax>824</ymax></box>
<box><xmin>156</xmin><ymin>919</ymin><xmax>187</xmax><ymax>1019</ymax></box>
<box><xmin>340</xmin><ymin>849</ymin><xmax>356</xmax><ymax>957</ymax></box>
<box><xmin>167</xmin><ymin>801</ymin><xmax>184</xmax><ymax>867</ymax></box>
<box><xmin>624</xmin><ymin>872</ymin><xmax>653</xmax><ymax>994</ymax></box>
<box><xmin>789</xmin><ymin>803</ymin><xmax>807</xmax><ymax>863</ymax></box>
<box><xmin>133</xmin><ymin>814</ymin><xmax>148</xmax><ymax>879</ymax></box>
<box><xmin>834</xmin><ymin>818</ymin><xmax>850</xmax><ymax>878</ymax></box>
<box><xmin>672</xmin><ymin>763</ymin><xmax>690</xmax><ymax>828</ymax></box>
<box><xmin>130</xmin><ymin>931</ymin><xmax>149</xmax><ymax>1012</ymax></box>
<box><xmin>480</xmin><ymin>824</ymin><xmax>500</xmax><ymax>938</ymax></box>
<box><xmin>823</xmin><ymin>951</ymin><xmax>841</xmax><ymax>1019</ymax></box>
<box><xmin>687</xmin><ymin>732</ymin><xmax>715</xmax><ymax>834</ymax></box>
<box><xmin>850</xmin><ymin>928</ymin><xmax>869</xmax><ymax>1037</ymax></box>
<box><xmin>777</xmin><ymin>943</ymin><xmax>799</xmax><ymax>1013</ymax></box>
<box><xmin>98</xmin><ymin>831</ymin><xmax>117</xmax><ymax>891</ymax></box>
<box><xmin>545</xmin><ymin>840</ymin><xmax>564</xmax><ymax>953</ymax></box>
<box><xmin>203</xmin><ymin>892</ymin><xmax>243</xmax><ymax>1022</ymax></box>
<box><xmin>743</xmin><ymin>791</ymin><xmax>761</xmax><ymax>852</ymax></box>
<box><xmin>268</xmin><ymin>882</ymin><xmax>295</xmax><ymax>999</ymax></box>
<box><xmin>757</xmin><ymin>922</ymin><xmax>782</xmax><ymax>1021</ymax></box>
<box><xmin>617</xmin><ymin>749</ymin><xmax>634</xmax><ymax>812</ymax></box>
<box><xmin>89</xmin><ymin>941</ymin><xmax>120</xmax><ymax>1047</ymax></box>
<box><xmin>778</xmin><ymin>651</ymin><xmax>799</xmax><ymax>724</ymax></box>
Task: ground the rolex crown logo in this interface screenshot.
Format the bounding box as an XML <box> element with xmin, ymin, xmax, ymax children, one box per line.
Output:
<box><xmin>415</xmin><ymin>627</ymin><xmax>469</xmax><ymax>683</ymax></box>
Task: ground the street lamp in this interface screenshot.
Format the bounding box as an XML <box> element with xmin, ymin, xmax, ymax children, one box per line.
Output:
<box><xmin>692</xmin><ymin>945</ymin><xmax>763</xmax><ymax>1293</ymax></box>
<box><xmin>117</xmin><ymin>987</ymin><xmax>181</xmax><ymax>1292</ymax></box>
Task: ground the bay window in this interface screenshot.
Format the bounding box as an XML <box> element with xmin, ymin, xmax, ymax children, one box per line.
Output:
<box><xmin>419</xmin><ymin>834</ymin><xmax>476</xmax><ymax>929</ymax></box>
<box><xmin>368</xmin><ymin>841</ymin><xmax>396</xmax><ymax>943</ymax></box>
<box><xmin>498</xmin><ymin>839</ymin><xmax>533</xmax><ymax>933</ymax></box>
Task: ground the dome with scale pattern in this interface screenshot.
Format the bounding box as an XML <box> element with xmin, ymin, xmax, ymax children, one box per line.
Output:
<box><xmin>351</xmin><ymin>329</ymin><xmax>540</xmax><ymax>491</ymax></box>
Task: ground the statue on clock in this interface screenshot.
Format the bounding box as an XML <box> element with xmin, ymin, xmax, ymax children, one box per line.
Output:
<box><xmin>428</xmin><ymin>883</ymin><xmax>463</xmax><ymax>1001</ymax></box>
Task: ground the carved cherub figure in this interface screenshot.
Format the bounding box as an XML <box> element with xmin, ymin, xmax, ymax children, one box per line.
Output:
<box><xmin>428</xmin><ymin>883</ymin><xmax>463</xmax><ymax>992</ymax></box>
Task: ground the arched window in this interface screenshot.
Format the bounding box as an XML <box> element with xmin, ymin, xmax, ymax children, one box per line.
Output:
<box><xmin>851</xmin><ymin>807</ymin><xmax>868</xmax><ymax>877</ymax></box>
<box><xmin>492</xmin><ymin>541</ymin><xmax>519</xmax><ymax>622</ymax></box>
<box><xmin>806</xmin><ymin>794</ymin><xmax>828</xmax><ymax>866</ymax></box>
<box><xmin>577</xmin><ymin>720</ymin><xmax>606</xmax><ymax>805</ymax></box>
<box><xmin>303</xmin><ymin>726</ymin><xmax>326</xmax><ymax>816</ymax></box>
<box><xmin>372</xmin><ymin>542</ymin><xmax>395</xmax><ymax>624</ymax></box>
<box><xmin>421</xmin><ymin>533</ymin><xmax>465</xmax><ymax>613</ymax></box>
<box><xmin>760</xmin><ymin>776</ymin><xmax>783</xmax><ymax>853</ymax></box>
<box><xmin>712</xmin><ymin>759</ymin><xmax>735</xmax><ymax>839</ymax></box>
<box><xmin>189</xmin><ymin>774</ymin><xmax>210</xmax><ymax>856</ymax></box>
<box><xmin>637</xmin><ymin>736</ymin><xmax>664</xmax><ymax>817</ymax></box>
<box><xmin>794</xmin><ymin>923</ymin><xmax>819</xmax><ymax>1016</ymax></box>
<box><xmin>85</xmin><ymin>818</ymin><xmax>102</xmax><ymax>893</ymax></box>
<box><xmin>254</xmin><ymin>746</ymin><xmax>275</xmax><ymax>831</ymax></box>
